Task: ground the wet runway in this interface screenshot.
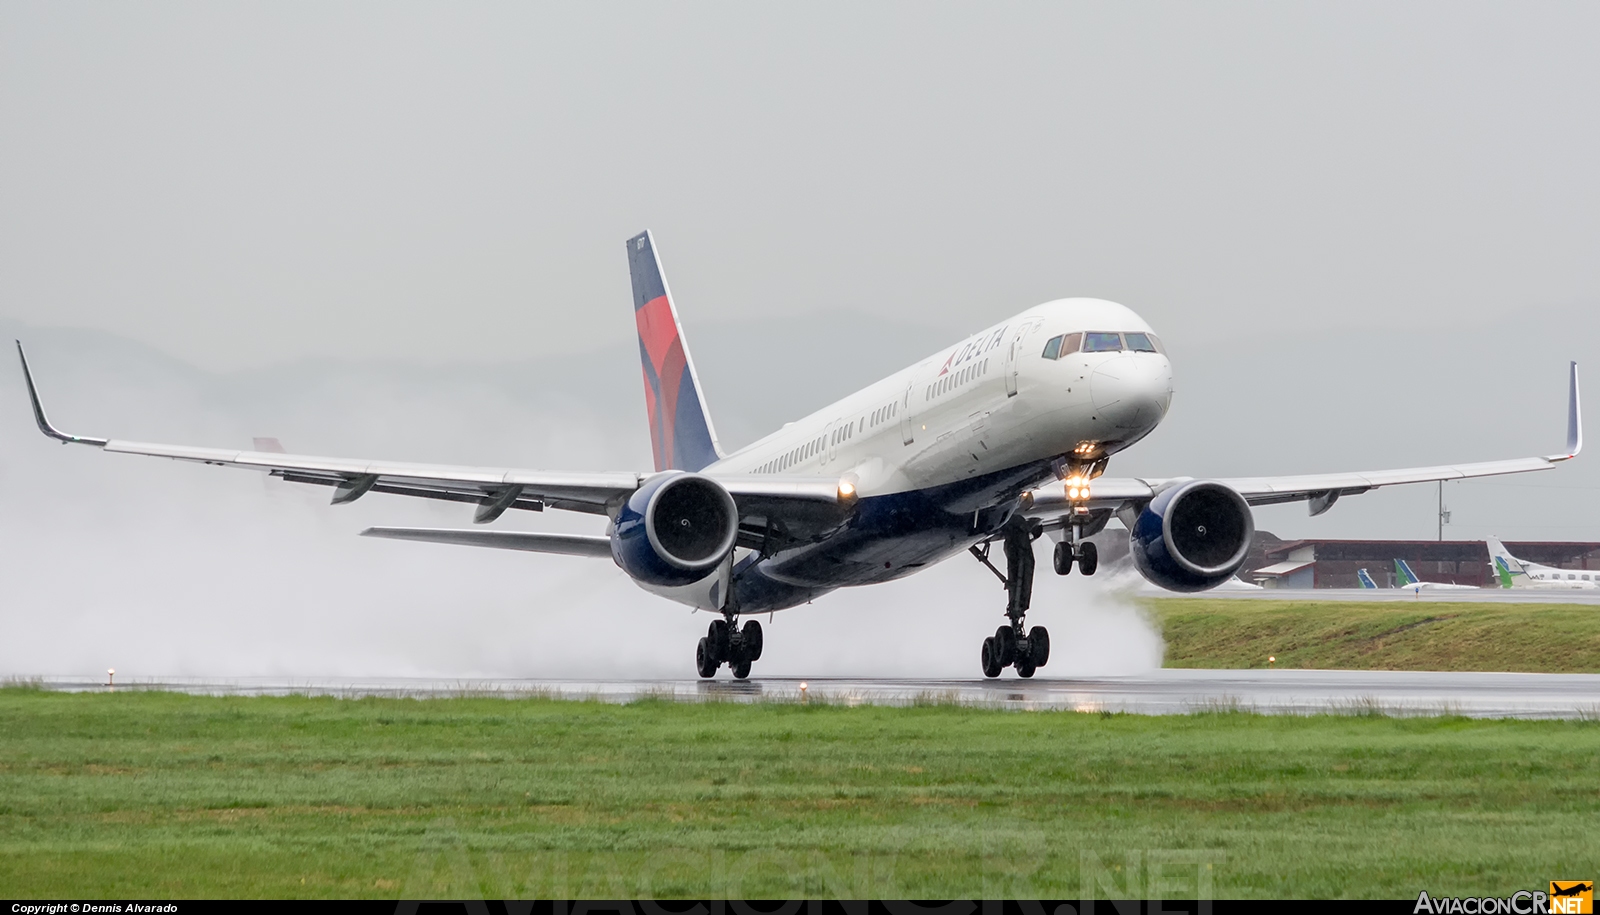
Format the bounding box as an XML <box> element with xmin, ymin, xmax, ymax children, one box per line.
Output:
<box><xmin>29</xmin><ymin>669</ymin><xmax>1600</xmax><ymax>718</ymax></box>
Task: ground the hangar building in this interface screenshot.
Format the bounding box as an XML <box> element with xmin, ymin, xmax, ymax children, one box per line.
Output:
<box><xmin>1241</xmin><ymin>534</ymin><xmax>1600</xmax><ymax>589</ymax></box>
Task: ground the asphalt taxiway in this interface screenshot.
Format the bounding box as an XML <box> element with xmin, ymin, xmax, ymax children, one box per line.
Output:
<box><xmin>28</xmin><ymin>669</ymin><xmax>1600</xmax><ymax>719</ymax></box>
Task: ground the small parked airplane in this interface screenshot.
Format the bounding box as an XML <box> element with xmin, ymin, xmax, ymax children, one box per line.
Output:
<box><xmin>1393</xmin><ymin>558</ymin><xmax>1480</xmax><ymax>592</ymax></box>
<box><xmin>15</xmin><ymin>231</ymin><xmax>1585</xmax><ymax>678</ymax></box>
<box><xmin>1486</xmin><ymin>537</ymin><xmax>1599</xmax><ymax>590</ymax></box>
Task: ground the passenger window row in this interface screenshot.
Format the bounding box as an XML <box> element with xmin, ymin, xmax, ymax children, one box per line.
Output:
<box><xmin>1041</xmin><ymin>331</ymin><xmax>1162</xmax><ymax>359</ymax></box>
<box><xmin>758</xmin><ymin>433</ymin><xmax>829</xmax><ymax>474</ymax></box>
<box><xmin>924</xmin><ymin>358</ymin><xmax>990</xmax><ymax>402</ymax></box>
<box><xmin>869</xmin><ymin>401</ymin><xmax>898</xmax><ymax>427</ymax></box>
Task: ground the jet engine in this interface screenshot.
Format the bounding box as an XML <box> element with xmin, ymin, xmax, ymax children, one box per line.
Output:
<box><xmin>1129</xmin><ymin>480</ymin><xmax>1255</xmax><ymax>592</ymax></box>
<box><xmin>610</xmin><ymin>472</ymin><xmax>739</xmax><ymax>587</ymax></box>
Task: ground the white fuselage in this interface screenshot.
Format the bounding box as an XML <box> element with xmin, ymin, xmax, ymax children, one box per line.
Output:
<box><xmin>709</xmin><ymin>298</ymin><xmax>1174</xmax><ymax>499</ymax></box>
<box><xmin>1514</xmin><ymin>563</ymin><xmax>1600</xmax><ymax>589</ymax></box>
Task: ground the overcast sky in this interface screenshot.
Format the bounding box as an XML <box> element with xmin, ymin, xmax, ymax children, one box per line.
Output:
<box><xmin>3</xmin><ymin>2</ymin><xmax>1598</xmax><ymax>369</ymax></box>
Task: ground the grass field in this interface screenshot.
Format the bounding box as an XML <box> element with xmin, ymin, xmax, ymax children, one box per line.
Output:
<box><xmin>1151</xmin><ymin>599</ymin><xmax>1600</xmax><ymax>672</ymax></box>
<box><xmin>2</xmin><ymin>687</ymin><xmax>1598</xmax><ymax>899</ymax></box>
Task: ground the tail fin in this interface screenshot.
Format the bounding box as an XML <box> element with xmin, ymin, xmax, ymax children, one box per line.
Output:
<box><xmin>1394</xmin><ymin>558</ymin><xmax>1421</xmax><ymax>587</ymax></box>
<box><xmin>1485</xmin><ymin>537</ymin><xmax>1525</xmax><ymax>588</ymax></box>
<box><xmin>1356</xmin><ymin>568</ymin><xmax>1377</xmax><ymax>589</ymax></box>
<box><xmin>627</xmin><ymin>231</ymin><xmax>723</xmax><ymax>472</ymax></box>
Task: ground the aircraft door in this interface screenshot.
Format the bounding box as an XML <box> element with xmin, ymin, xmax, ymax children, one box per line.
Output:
<box><xmin>823</xmin><ymin>420</ymin><xmax>836</xmax><ymax>465</ymax></box>
<box><xmin>1003</xmin><ymin>321</ymin><xmax>1040</xmax><ymax>397</ymax></box>
<box><xmin>899</xmin><ymin>383</ymin><xmax>915</xmax><ymax>445</ymax></box>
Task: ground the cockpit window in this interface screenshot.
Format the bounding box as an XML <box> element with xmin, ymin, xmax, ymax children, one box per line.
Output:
<box><xmin>1083</xmin><ymin>332</ymin><xmax>1123</xmax><ymax>353</ymax></box>
<box><xmin>1124</xmin><ymin>332</ymin><xmax>1158</xmax><ymax>353</ymax></box>
<box><xmin>1041</xmin><ymin>335</ymin><xmax>1063</xmax><ymax>360</ymax></box>
<box><xmin>1060</xmin><ymin>332</ymin><xmax>1081</xmax><ymax>355</ymax></box>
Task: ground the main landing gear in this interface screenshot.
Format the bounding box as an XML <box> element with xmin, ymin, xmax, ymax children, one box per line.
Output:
<box><xmin>970</xmin><ymin>524</ymin><xmax>1052</xmax><ymax>679</ymax></box>
<box><xmin>695</xmin><ymin>612</ymin><xmax>763</xmax><ymax>680</ymax></box>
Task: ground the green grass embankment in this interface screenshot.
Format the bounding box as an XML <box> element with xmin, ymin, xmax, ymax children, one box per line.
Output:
<box><xmin>2</xmin><ymin>688</ymin><xmax>1598</xmax><ymax>898</ymax></box>
<box><xmin>1151</xmin><ymin>599</ymin><xmax>1600</xmax><ymax>671</ymax></box>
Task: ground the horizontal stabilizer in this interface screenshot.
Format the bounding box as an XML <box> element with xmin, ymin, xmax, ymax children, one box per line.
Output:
<box><xmin>360</xmin><ymin>527</ymin><xmax>613</xmax><ymax>558</ymax></box>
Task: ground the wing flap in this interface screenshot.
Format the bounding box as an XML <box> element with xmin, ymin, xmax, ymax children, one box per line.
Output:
<box><xmin>361</xmin><ymin>527</ymin><xmax>614</xmax><ymax>557</ymax></box>
<box><xmin>1030</xmin><ymin>454</ymin><xmax>1567</xmax><ymax>518</ymax></box>
<box><xmin>1220</xmin><ymin>455</ymin><xmax>1562</xmax><ymax>504</ymax></box>
<box><xmin>99</xmin><ymin>439</ymin><xmax>643</xmax><ymax>507</ymax></box>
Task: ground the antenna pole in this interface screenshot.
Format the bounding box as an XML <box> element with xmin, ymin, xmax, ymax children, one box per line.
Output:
<box><xmin>1436</xmin><ymin>481</ymin><xmax>1451</xmax><ymax>541</ymax></box>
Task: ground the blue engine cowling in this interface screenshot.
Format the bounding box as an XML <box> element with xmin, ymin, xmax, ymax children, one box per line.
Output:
<box><xmin>1130</xmin><ymin>480</ymin><xmax>1255</xmax><ymax>592</ymax></box>
<box><xmin>610</xmin><ymin>471</ymin><xmax>739</xmax><ymax>587</ymax></box>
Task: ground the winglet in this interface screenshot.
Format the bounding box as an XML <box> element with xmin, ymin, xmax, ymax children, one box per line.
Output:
<box><xmin>1552</xmin><ymin>361</ymin><xmax>1582</xmax><ymax>461</ymax></box>
<box><xmin>14</xmin><ymin>341</ymin><xmax>108</xmax><ymax>446</ymax></box>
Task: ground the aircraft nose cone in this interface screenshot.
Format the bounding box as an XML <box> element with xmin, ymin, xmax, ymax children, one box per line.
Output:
<box><xmin>1090</xmin><ymin>355</ymin><xmax>1172</xmax><ymax>429</ymax></box>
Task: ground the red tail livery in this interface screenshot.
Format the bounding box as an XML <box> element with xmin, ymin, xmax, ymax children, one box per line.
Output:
<box><xmin>627</xmin><ymin>231</ymin><xmax>723</xmax><ymax>472</ymax></box>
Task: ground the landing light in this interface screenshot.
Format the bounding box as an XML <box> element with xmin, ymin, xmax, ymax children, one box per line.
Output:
<box><xmin>838</xmin><ymin>480</ymin><xmax>856</xmax><ymax>500</ymax></box>
<box><xmin>1066</xmin><ymin>478</ymin><xmax>1090</xmax><ymax>501</ymax></box>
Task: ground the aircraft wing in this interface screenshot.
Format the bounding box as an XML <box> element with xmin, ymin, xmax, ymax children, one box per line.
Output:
<box><xmin>15</xmin><ymin>343</ymin><xmax>848</xmax><ymax>525</ymax></box>
<box><xmin>360</xmin><ymin>528</ymin><xmax>615</xmax><ymax>556</ymax></box>
<box><xmin>1027</xmin><ymin>361</ymin><xmax>1582</xmax><ymax>520</ymax></box>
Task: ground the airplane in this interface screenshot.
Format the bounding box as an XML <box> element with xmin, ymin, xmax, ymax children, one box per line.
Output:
<box><xmin>1356</xmin><ymin>569</ymin><xmax>1379</xmax><ymax>589</ymax></box>
<box><xmin>1393</xmin><ymin>558</ymin><xmax>1481</xmax><ymax>592</ymax></box>
<box><xmin>14</xmin><ymin>231</ymin><xmax>1586</xmax><ymax>679</ymax></box>
<box><xmin>1486</xmin><ymin>536</ymin><xmax>1599</xmax><ymax>590</ymax></box>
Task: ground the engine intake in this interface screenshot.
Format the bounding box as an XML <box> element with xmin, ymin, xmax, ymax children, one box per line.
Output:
<box><xmin>1130</xmin><ymin>480</ymin><xmax>1255</xmax><ymax>592</ymax></box>
<box><xmin>611</xmin><ymin>472</ymin><xmax>738</xmax><ymax>586</ymax></box>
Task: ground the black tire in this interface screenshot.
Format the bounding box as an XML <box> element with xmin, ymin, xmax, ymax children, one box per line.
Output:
<box><xmin>695</xmin><ymin>637</ymin><xmax>717</xmax><ymax>678</ymax></box>
<box><xmin>1028</xmin><ymin>626</ymin><xmax>1051</xmax><ymax>667</ymax></box>
<box><xmin>732</xmin><ymin>659</ymin><xmax>752</xmax><ymax>680</ymax></box>
<box><xmin>1053</xmin><ymin>540</ymin><xmax>1074</xmax><ymax>575</ymax></box>
<box><xmin>980</xmin><ymin>637</ymin><xmax>1002</xmax><ymax>678</ymax></box>
<box><xmin>1078</xmin><ymin>541</ymin><xmax>1099</xmax><ymax>576</ymax></box>
<box><xmin>1016</xmin><ymin>659</ymin><xmax>1037</xmax><ymax>678</ymax></box>
<box><xmin>994</xmin><ymin>625</ymin><xmax>1017</xmax><ymax>666</ymax></box>
<box><xmin>741</xmin><ymin>620</ymin><xmax>764</xmax><ymax>661</ymax></box>
<box><xmin>708</xmin><ymin>619</ymin><xmax>731</xmax><ymax>661</ymax></box>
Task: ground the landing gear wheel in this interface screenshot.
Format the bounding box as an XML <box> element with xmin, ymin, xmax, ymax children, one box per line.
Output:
<box><xmin>708</xmin><ymin>619</ymin><xmax>731</xmax><ymax>661</ymax></box>
<box><xmin>1053</xmin><ymin>541</ymin><xmax>1074</xmax><ymax>575</ymax></box>
<box><xmin>994</xmin><ymin>626</ymin><xmax>1018</xmax><ymax>666</ymax></box>
<box><xmin>695</xmin><ymin>637</ymin><xmax>717</xmax><ymax>678</ymax></box>
<box><xmin>1078</xmin><ymin>541</ymin><xmax>1099</xmax><ymax>576</ymax></box>
<box><xmin>732</xmin><ymin>659</ymin><xmax>752</xmax><ymax>680</ymax></box>
<box><xmin>1028</xmin><ymin>626</ymin><xmax>1050</xmax><ymax>667</ymax></box>
<box><xmin>740</xmin><ymin>620</ymin><xmax>764</xmax><ymax>661</ymax></box>
<box><xmin>980</xmin><ymin>637</ymin><xmax>1003</xmax><ymax>678</ymax></box>
<box><xmin>1016</xmin><ymin>659</ymin><xmax>1037</xmax><ymax>678</ymax></box>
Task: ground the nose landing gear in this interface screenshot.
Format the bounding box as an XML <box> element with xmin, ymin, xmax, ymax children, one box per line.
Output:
<box><xmin>695</xmin><ymin>613</ymin><xmax>763</xmax><ymax>680</ymax></box>
<box><xmin>970</xmin><ymin>524</ymin><xmax>1052</xmax><ymax>679</ymax></box>
<box><xmin>1054</xmin><ymin>539</ymin><xmax>1098</xmax><ymax>575</ymax></box>
<box><xmin>1052</xmin><ymin>510</ymin><xmax>1099</xmax><ymax>576</ymax></box>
